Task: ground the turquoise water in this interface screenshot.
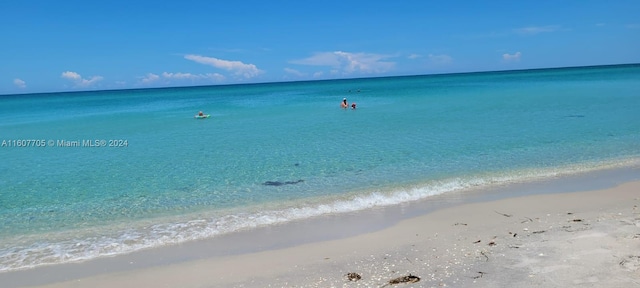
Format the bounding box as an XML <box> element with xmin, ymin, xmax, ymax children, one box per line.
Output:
<box><xmin>1</xmin><ymin>64</ymin><xmax>639</xmax><ymax>271</ymax></box>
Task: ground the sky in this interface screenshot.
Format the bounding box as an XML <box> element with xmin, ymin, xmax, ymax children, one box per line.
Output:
<box><xmin>1</xmin><ymin>0</ymin><xmax>639</xmax><ymax>95</ymax></box>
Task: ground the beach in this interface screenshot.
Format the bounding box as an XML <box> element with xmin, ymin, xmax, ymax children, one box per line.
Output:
<box><xmin>2</xmin><ymin>65</ymin><xmax>639</xmax><ymax>277</ymax></box>
<box><xmin>2</xmin><ymin>0</ymin><xmax>639</xmax><ymax>283</ymax></box>
<box><xmin>1</xmin><ymin>65</ymin><xmax>638</xmax><ymax>287</ymax></box>
<box><xmin>5</xmin><ymin>178</ymin><xmax>636</xmax><ymax>288</ymax></box>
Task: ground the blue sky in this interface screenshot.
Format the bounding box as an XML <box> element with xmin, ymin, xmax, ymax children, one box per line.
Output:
<box><xmin>1</xmin><ymin>0</ymin><xmax>639</xmax><ymax>94</ymax></box>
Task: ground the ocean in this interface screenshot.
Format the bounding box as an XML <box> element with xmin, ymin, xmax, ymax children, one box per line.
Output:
<box><xmin>1</xmin><ymin>64</ymin><xmax>639</xmax><ymax>273</ymax></box>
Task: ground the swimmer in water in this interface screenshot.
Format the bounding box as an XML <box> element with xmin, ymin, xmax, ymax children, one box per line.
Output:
<box><xmin>341</xmin><ymin>98</ymin><xmax>348</xmax><ymax>109</ymax></box>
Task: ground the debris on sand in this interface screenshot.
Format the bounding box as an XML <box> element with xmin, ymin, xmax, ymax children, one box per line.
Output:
<box><xmin>381</xmin><ymin>274</ymin><xmax>420</xmax><ymax>287</ymax></box>
<box><xmin>345</xmin><ymin>272</ymin><xmax>362</xmax><ymax>282</ymax></box>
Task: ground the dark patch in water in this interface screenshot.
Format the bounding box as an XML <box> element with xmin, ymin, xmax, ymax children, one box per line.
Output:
<box><xmin>262</xmin><ymin>179</ymin><xmax>304</xmax><ymax>186</ymax></box>
<box><xmin>565</xmin><ymin>115</ymin><xmax>585</xmax><ymax>118</ymax></box>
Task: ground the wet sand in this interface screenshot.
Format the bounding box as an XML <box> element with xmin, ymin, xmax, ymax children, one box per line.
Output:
<box><xmin>22</xmin><ymin>180</ymin><xmax>640</xmax><ymax>288</ymax></box>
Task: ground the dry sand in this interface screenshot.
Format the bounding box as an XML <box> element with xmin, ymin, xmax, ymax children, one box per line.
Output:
<box><xmin>26</xmin><ymin>181</ymin><xmax>640</xmax><ymax>287</ymax></box>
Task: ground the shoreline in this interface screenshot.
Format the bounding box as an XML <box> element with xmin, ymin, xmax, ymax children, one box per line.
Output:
<box><xmin>2</xmin><ymin>168</ymin><xmax>640</xmax><ymax>287</ymax></box>
<box><xmin>21</xmin><ymin>181</ymin><xmax>640</xmax><ymax>287</ymax></box>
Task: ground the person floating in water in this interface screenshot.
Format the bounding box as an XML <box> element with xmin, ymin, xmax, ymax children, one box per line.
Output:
<box><xmin>195</xmin><ymin>111</ymin><xmax>210</xmax><ymax>119</ymax></box>
<box><xmin>351</xmin><ymin>103</ymin><xmax>357</xmax><ymax>110</ymax></box>
<box><xmin>341</xmin><ymin>98</ymin><xmax>348</xmax><ymax>109</ymax></box>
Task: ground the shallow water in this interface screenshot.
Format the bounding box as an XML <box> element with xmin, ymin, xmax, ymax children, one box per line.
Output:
<box><xmin>1</xmin><ymin>64</ymin><xmax>639</xmax><ymax>272</ymax></box>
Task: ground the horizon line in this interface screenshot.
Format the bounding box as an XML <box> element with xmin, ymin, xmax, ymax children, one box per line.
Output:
<box><xmin>2</xmin><ymin>62</ymin><xmax>638</xmax><ymax>97</ymax></box>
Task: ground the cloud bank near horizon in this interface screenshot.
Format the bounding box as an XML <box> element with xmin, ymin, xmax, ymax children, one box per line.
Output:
<box><xmin>184</xmin><ymin>54</ymin><xmax>262</xmax><ymax>79</ymax></box>
<box><xmin>61</xmin><ymin>71</ymin><xmax>103</xmax><ymax>88</ymax></box>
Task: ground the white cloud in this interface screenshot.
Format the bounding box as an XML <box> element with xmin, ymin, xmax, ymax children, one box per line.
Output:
<box><xmin>139</xmin><ymin>72</ymin><xmax>225</xmax><ymax>86</ymax></box>
<box><xmin>61</xmin><ymin>71</ymin><xmax>81</xmax><ymax>80</ymax></box>
<box><xmin>503</xmin><ymin>52</ymin><xmax>522</xmax><ymax>62</ymax></box>
<box><xmin>291</xmin><ymin>51</ymin><xmax>396</xmax><ymax>75</ymax></box>
<box><xmin>162</xmin><ymin>72</ymin><xmax>193</xmax><ymax>79</ymax></box>
<box><xmin>140</xmin><ymin>73</ymin><xmax>160</xmax><ymax>84</ymax></box>
<box><xmin>336</xmin><ymin>51</ymin><xmax>394</xmax><ymax>73</ymax></box>
<box><xmin>513</xmin><ymin>25</ymin><xmax>560</xmax><ymax>35</ymax></box>
<box><xmin>428</xmin><ymin>54</ymin><xmax>453</xmax><ymax>65</ymax></box>
<box><xmin>61</xmin><ymin>71</ymin><xmax>103</xmax><ymax>88</ymax></box>
<box><xmin>283</xmin><ymin>68</ymin><xmax>306</xmax><ymax>77</ymax></box>
<box><xmin>79</xmin><ymin>77</ymin><xmax>103</xmax><ymax>87</ymax></box>
<box><xmin>184</xmin><ymin>54</ymin><xmax>262</xmax><ymax>79</ymax></box>
<box><xmin>408</xmin><ymin>54</ymin><xmax>422</xmax><ymax>59</ymax></box>
<box><xmin>291</xmin><ymin>52</ymin><xmax>343</xmax><ymax>66</ymax></box>
<box><xmin>162</xmin><ymin>72</ymin><xmax>226</xmax><ymax>82</ymax></box>
<box><xmin>13</xmin><ymin>78</ymin><xmax>26</xmax><ymax>88</ymax></box>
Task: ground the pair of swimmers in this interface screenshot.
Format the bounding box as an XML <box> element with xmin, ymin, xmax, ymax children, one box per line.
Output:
<box><xmin>341</xmin><ymin>98</ymin><xmax>356</xmax><ymax>110</ymax></box>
